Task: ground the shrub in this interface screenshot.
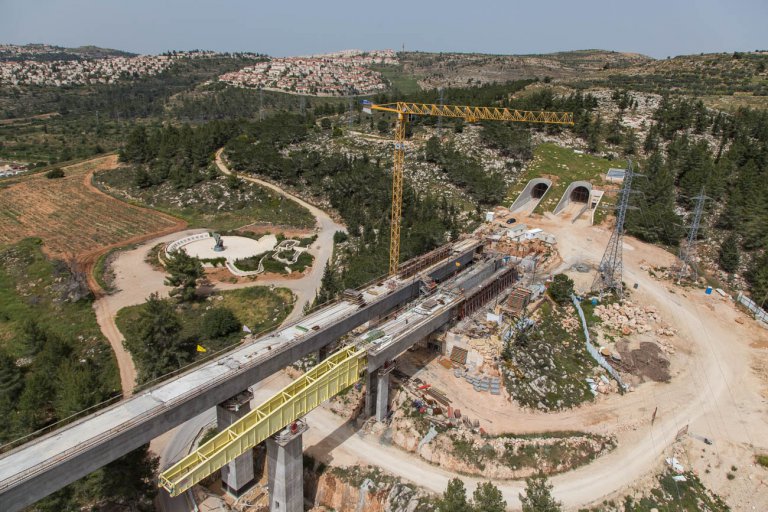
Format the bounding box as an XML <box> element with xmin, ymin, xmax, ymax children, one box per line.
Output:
<box><xmin>201</xmin><ymin>307</ymin><xmax>240</xmax><ymax>339</ymax></box>
<box><xmin>45</xmin><ymin>168</ymin><xmax>65</xmax><ymax>179</ymax></box>
<box><xmin>548</xmin><ymin>274</ymin><xmax>575</xmax><ymax>305</ymax></box>
<box><xmin>334</xmin><ymin>230</ymin><xmax>349</xmax><ymax>244</ymax></box>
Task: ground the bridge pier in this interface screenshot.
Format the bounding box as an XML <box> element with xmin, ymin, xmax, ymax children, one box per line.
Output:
<box><xmin>365</xmin><ymin>362</ymin><xmax>395</xmax><ymax>421</ymax></box>
<box><xmin>216</xmin><ymin>391</ymin><xmax>256</xmax><ymax>496</ymax></box>
<box><xmin>267</xmin><ymin>420</ymin><xmax>308</xmax><ymax>512</ymax></box>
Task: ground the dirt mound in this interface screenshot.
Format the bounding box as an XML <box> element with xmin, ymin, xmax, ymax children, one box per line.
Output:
<box><xmin>616</xmin><ymin>341</ymin><xmax>671</xmax><ymax>382</ymax></box>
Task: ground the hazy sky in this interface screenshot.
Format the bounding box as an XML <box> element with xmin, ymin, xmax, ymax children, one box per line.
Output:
<box><xmin>1</xmin><ymin>0</ymin><xmax>766</xmax><ymax>59</ymax></box>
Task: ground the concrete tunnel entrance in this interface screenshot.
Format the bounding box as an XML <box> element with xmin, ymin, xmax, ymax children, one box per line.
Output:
<box><xmin>532</xmin><ymin>182</ymin><xmax>549</xmax><ymax>199</ymax></box>
<box><xmin>570</xmin><ymin>186</ymin><xmax>590</xmax><ymax>203</ymax></box>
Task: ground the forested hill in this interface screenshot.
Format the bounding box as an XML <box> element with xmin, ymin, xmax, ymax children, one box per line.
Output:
<box><xmin>0</xmin><ymin>43</ymin><xmax>137</xmax><ymax>61</ymax></box>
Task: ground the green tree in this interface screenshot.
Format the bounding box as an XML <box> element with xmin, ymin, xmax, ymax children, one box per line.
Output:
<box><xmin>54</xmin><ymin>360</ymin><xmax>98</xmax><ymax>419</ymax></box>
<box><xmin>425</xmin><ymin>136</ymin><xmax>441</xmax><ymax>163</ymax></box>
<box><xmin>472</xmin><ymin>481</ymin><xmax>506</xmax><ymax>512</ymax></box>
<box><xmin>93</xmin><ymin>445</ymin><xmax>159</xmax><ymax>511</ymax></box>
<box><xmin>747</xmin><ymin>251</ymin><xmax>768</xmax><ymax>309</ymax></box>
<box><xmin>519</xmin><ymin>473</ymin><xmax>562</xmax><ymax>512</ymax></box>
<box><xmin>377</xmin><ymin>118</ymin><xmax>389</xmax><ymax>134</ymax></box>
<box><xmin>548</xmin><ymin>273</ymin><xmax>574</xmax><ymax>305</ymax></box>
<box><xmin>0</xmin><ymin>350</ymin><xmax>23</xmax><ymax>404</ymax></box>
<box><xmin>625</xmin><ymin>152</ymin><xmax>683</xmax><ymax>245</ymax></box>
<box><xmin>718</xmin><ymin>234</ymin><xmax>740</xmax><ymax>274</ymax></box>
<box><xmin>321</xmin><ymin>117</ymin><xmax>332</xmax><ymax>130</ymax></box>
<box><xmin>437</xmin><ymin>478</ymin><xmax>471</xmax><ymax>512</ymax></box>
<box><xmin>164</xmin><ymin>250</ymin><xmax>204</xmax><ymax>302</ymax></box>
<box><xmin>125</xmin><ymin>293</ymin><xmax>188</xmax><ymax>383</ymax></box>
<box><xmin>45</xmin><ymin>168</ymin><xmax>65</xmax><ymax>179</ymax></box>
<box><xmin>201</xmin><ymin>307</ymin><xmax>240</xmax><ymax>340</ymax></box>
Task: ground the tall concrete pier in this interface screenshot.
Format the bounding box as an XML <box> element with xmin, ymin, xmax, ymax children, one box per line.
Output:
<box><xmin>267</xmin><ymin>420</ymin><xmax>308</xmax><ymax>512</ymax></box>
<box><xmin>216</xmin><ymin>391</ymin><xmax>256</xmax><ymax>496</ymax></box>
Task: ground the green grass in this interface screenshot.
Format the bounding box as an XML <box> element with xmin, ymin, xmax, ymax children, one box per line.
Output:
<box><xmin>115</xmin><ymin>286</ymin><xmax>294</xmax><ymax>355</ymax></box>
<box><xmin>756</xmin><ymin>454</ymin><xmax>768</xmax><ymax>468</ymax></box>
<box><xmin>0</xmin><ymin>238</ymin><xmax>115</xmax><ymax>366</ymax></box>
<box><xmin>508</xmin><ymin>143</ymin><xmax>615</xmax><ymax>214</ymax></box>
<box><xmin>369</xmin><ymin>65</ymin><xmax>422</xmax><ymax>94</ymax></box>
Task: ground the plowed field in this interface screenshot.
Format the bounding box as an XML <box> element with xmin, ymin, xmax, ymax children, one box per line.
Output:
<box><xmin>0</xmin><ymin>155</ymin><xmax>184</xmax><ymax>289</ymax></box>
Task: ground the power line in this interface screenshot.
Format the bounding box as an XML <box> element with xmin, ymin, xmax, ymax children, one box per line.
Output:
<box><xmin>592</xmin><ymin>159</ymin><xmax>636</xmax><ymax>298</ymax></box>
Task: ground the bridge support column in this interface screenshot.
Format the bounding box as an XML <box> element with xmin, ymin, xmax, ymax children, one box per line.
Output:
<box><xmin>267</xmin><ymin>420</ymin><xmax>308</xmax><ymax>512</ymax></box>
<box><xmin>364</xmin><ymin>369</ymin><xmax>378</xmax><ymax>417</ymax></box>
<box><xmin>365</xmin><ymin>362</ymin><xmax>395</xmax><ymax>421</ymax></box>
<box><xmin>217</xmin><ymin>391</ymin><xmax>255</xmax><ymax>496</ymax></box>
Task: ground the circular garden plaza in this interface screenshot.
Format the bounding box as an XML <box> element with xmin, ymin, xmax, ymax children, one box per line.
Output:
<box><xmin>165</xmin><ymin>232</ymin><xmax>314</xmax><ymax>276</ymax></box>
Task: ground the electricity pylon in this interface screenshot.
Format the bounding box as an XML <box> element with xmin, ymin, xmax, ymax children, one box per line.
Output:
<box><xmin>676</xmin><ymin>186</ymin><xmax>708</xmax><ymax>281</ymax></box>
<box><xmin>592</xmin><ymin>159</ymin><xmax>635</xmax><ymax>297</ymax></box>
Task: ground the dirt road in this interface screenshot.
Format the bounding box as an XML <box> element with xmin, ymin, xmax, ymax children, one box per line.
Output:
<box><xmin>295</xmin><ymin>213</ymin><xmax>768</xmax><ymax>510</ymax></box>
<box><xmin>214</xmin><ymin>148</ymin><xmax>346</xmax><ymax>319</ymax></box>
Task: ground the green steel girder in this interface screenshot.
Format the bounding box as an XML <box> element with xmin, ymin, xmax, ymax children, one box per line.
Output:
<box><xmin>158</xmin><ymin>345</ymin><xmax>366</xmax><ymax>496</ymax></box>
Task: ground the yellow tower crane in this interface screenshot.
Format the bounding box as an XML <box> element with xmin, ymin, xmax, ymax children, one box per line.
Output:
<box><xmin>365</xmin><ymin>101</ymin><xmax>574</xmax><ymax>275</ymax></box>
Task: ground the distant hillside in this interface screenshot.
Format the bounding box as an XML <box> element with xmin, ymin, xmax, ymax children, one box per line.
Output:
<box><xmin>400</xmin><ymin>49</ymin><xmax>654</xmax><ymax>89</ymax></box>
<box><xmin>579</xmin><ymin>51</ymin><xmax>768</xmax><ymax>97</ymax></box>
<box><xmin>0</xmin><ymin>43</ymin><xmax>136</xmax><ymax>62</ymax></box>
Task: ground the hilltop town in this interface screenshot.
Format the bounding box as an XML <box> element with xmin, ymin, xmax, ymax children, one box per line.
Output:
<box><xmin>219</xmin><ymin>49</ymin><xmax>397</xmax><ymax>95</ymax></box>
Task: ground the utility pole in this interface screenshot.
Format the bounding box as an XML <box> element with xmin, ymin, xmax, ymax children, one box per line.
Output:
<box><xmin>677</xmin><ymin>186</ymin><xmax>709</xmax><ymax>281</ymax></box>
<box><xmin>436</xmin><ymin>87</ymin><xmax>444</xmax><ymax>137</ymax></box>
<box><xmin>592</xmin><ymin>159</ymin><xmax>636</xmax><ymax>298</ymax></box>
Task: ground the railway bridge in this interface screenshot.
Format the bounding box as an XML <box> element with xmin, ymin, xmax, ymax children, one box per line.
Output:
<box><xmin>0</xmin><ymin>238</ymin><xmax>519</xmax><ymax>512</ymax></box>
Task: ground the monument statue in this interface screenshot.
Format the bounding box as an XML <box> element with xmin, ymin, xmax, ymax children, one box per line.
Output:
<box><xmin>212</xmin><ymin>232</ymin><xmax>225</xmax><ymax>252</ymax></box>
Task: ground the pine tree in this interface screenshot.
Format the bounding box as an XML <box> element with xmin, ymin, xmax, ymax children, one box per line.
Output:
<box><xmin>747</xmin><ymin>251</ymin><xmax>768</xmax><ymax>309</ymax></box>
<box><xmin>126</xmin><ymin>293</ymin><xmax>188</xmax><ymax>383</ymax></box>
<box><xmin>472</xmin><ymin>481</ymin><xmax>506</xmax><ymax>512</ymax></box>
<box><xmin>625</xmin><ymin>152</ymin><xmax>683</xmax><ymax>245</ymax></box>
<box><xmin>718</xmin><ymin>234</ymin><xmax>741</xmax><ymax>274</ymax></box>
<box><xmin>437</xmin><ymin>478</ymin><xmax>471</xmax><ymax>512</ymax></box>
<box><xmin>519</xmin><ymin>473</ymin><xmax>562</xmax><ymax>512</ymax></box>
<box><xmin>165</xmin><ymin>250</ymin><xmax>204</xmax><ymax>302</ymax></box>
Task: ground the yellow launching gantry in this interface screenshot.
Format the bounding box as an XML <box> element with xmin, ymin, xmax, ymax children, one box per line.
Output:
<box><xmin>364</xmin><ymin>101</ymin><xmax>574</xmax><ymax>275</ymax></box>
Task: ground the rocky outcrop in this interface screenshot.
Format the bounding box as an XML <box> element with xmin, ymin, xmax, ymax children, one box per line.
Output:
<box><xmin>307</xmin><ymin>465</ymin><xmax>434</xmax><ymax>512</ymax></box>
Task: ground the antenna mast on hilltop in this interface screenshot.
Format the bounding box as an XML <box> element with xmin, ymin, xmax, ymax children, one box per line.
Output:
<box><xmin>676</xmin><ymin>186</ymin><xmax>709</xmax><ymax>281</ymax></box>
<box><xmin>592</xmin><ymin>159</ymin><xmax>636</xmax><ymax>298</ymax></box>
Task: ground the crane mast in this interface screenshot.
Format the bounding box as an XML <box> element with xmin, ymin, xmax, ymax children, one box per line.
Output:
<box><xmin>370</xmin><ymin>101</ymin><xmax>574</xmax><ymax>274</ymax></box>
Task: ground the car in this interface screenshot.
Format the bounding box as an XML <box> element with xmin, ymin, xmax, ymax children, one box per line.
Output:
<box><xmin>505</xmin><ymin>218</ymin><xmax>516</xmax><ymax>225</ymax></box>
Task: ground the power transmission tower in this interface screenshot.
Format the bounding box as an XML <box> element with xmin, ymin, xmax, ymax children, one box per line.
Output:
<box><xmin>592</xmin><ymin>159</ymin><xmax>636</xmax><ymax>298</ymax></box>
<box><xmin>436</xmin><ymin>87</ymin><xmax>444</xmax><ymax>137</ymax></box>
<box><xmin>676</xmin><ymin>186</ymin><xmax>708</xmax><ymax>281</ymax></box>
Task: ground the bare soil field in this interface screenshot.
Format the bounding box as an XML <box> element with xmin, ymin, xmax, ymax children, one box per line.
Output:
<box><xmin>0</xmin><ymin>155</ymin><xmax>185</xmax><ymax>292</ymax></box>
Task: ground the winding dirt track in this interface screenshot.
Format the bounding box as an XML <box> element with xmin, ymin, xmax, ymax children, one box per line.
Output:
<box><xmin>92</xmin><ymin>150</ymin><xmax>344</xmax><ymax>396</ymax></box>
<box><xmin>296</xmin><ymin>213</ymin><xmax>768</xmax><ymax>510</ymax></box>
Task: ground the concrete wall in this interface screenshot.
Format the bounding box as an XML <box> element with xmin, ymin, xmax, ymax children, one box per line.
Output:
<box><xmin>553</xmin><ymin>180</ymin><xmax>593</xmax><ymax>215</ymax></box>
<box><xmin>509</xmin><ymin>178</ymin><xmax>552</xmax><ymax>213</ymax></box>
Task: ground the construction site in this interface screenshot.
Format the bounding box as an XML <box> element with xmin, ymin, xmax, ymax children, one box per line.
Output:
<box><xmin>1</xmin><ymin>99</ymin><xmax>768</xmax><ymax>512</ymax></box>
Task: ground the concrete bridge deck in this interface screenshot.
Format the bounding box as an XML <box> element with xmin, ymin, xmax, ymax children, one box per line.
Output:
<box><xmin>0</xmin><ymin>240</ymin><xmax>482</xmax><ymax>511</ymax></box>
